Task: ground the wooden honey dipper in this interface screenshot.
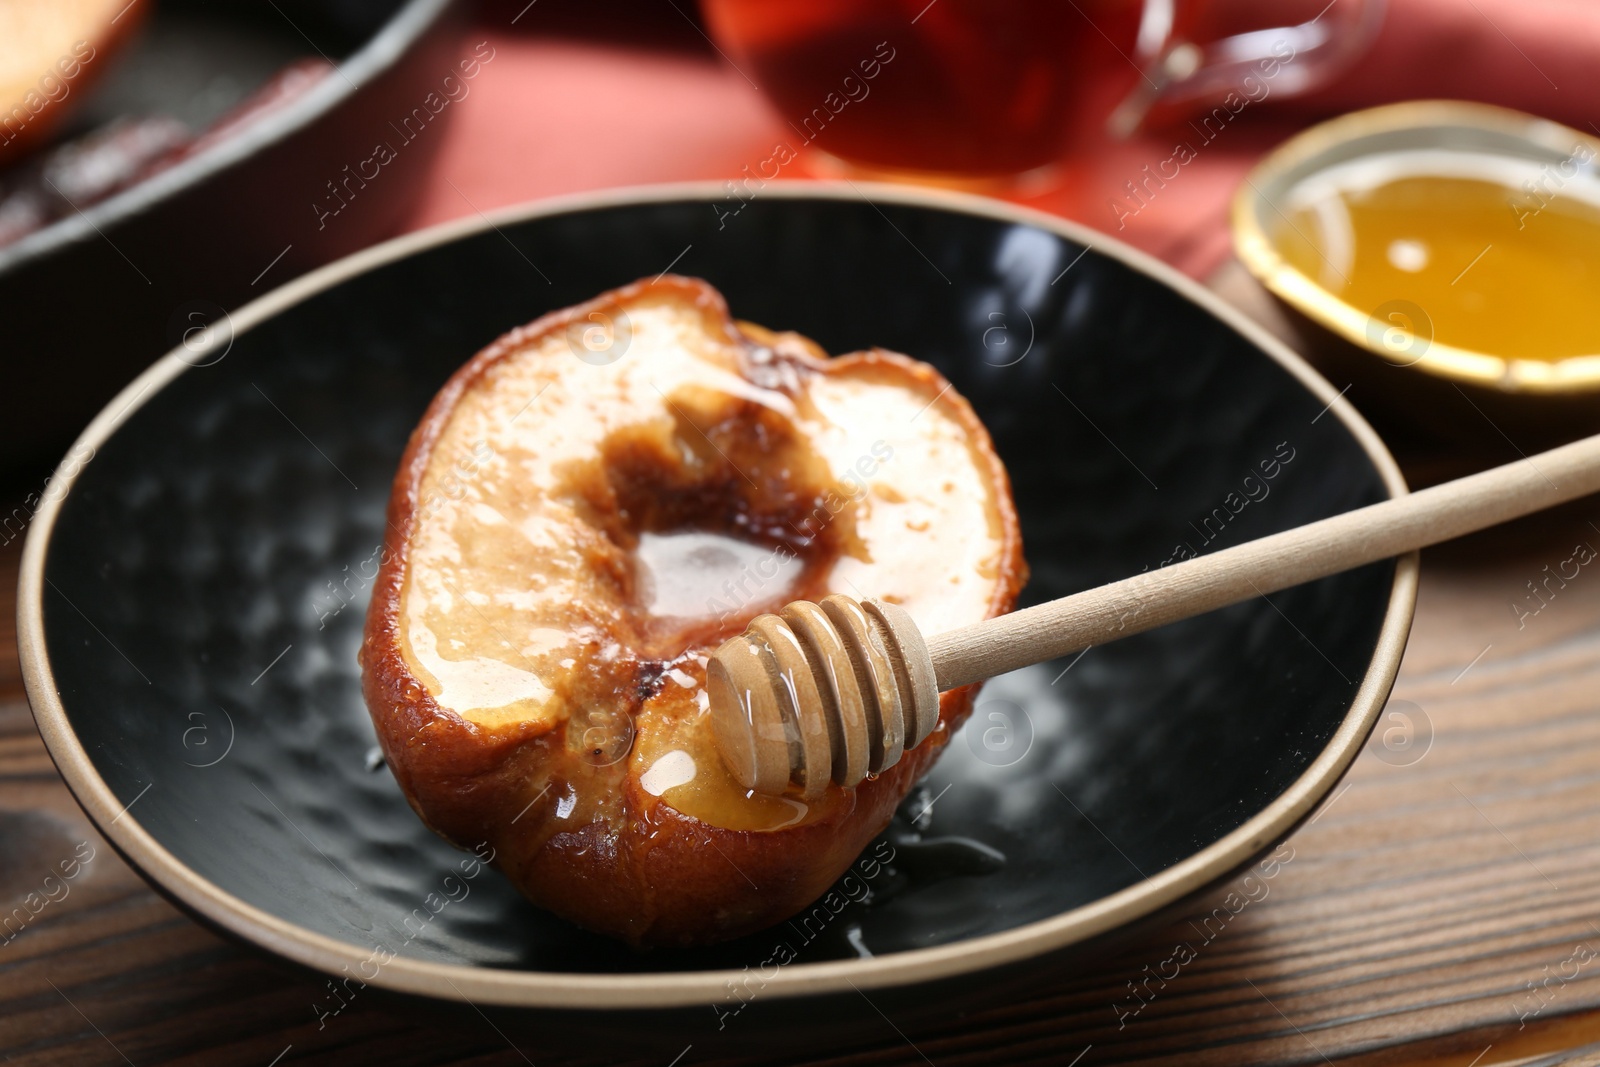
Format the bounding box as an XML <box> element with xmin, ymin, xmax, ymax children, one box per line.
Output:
<box><xmin>708</xmin><ymin>431</ymin><xmax>1600</xmax><ymax>798</ymax></box>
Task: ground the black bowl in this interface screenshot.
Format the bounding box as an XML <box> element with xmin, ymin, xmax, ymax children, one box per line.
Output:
<box><xmin>19</xmin><ymin>185</ymin><xmax>1415</xmax><ymax>1050</ymax></box>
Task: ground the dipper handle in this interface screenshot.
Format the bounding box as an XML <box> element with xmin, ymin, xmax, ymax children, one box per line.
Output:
<box><xmin>710</xmin><ymin>431</ymin><xmax>1600</xmax><ymax>796</ymax></box>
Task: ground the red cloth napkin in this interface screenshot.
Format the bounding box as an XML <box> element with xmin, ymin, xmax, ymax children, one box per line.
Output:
<box><xmin>402</xmin><ymin>0</ymin><xmax>1598</xmax><ymax>281</ymax></box>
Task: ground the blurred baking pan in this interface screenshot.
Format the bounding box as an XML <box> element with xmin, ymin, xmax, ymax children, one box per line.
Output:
<box><xmin>0</xmin><ymin>0</ymin><xmax>463</xmax><ymax>477</ymax></box>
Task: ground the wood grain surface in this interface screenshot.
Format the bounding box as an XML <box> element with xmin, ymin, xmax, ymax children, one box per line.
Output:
<box><xmin>8</xmin><ymin>424</ymin><xmax>1600</xmax><ymax>1063</ymax></box>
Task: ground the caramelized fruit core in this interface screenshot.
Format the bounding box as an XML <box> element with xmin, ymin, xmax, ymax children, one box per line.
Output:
<box><xmin>396</xmin><ymin>294</ymin><xmax>1007</xmax><ymax>832</ymax></box>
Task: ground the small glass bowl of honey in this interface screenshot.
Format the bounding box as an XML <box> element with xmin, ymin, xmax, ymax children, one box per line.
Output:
<box><xmin>1234</xmin><ymin>101</ymin><xmax>1600</xmax><ymax>439</ymax></box>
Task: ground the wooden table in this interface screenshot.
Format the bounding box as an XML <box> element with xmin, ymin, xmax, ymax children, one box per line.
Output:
<box><xmin>8</xmin><ymin>288</ymin><xmax>1600</xmax><ymax>1067</ymax></box>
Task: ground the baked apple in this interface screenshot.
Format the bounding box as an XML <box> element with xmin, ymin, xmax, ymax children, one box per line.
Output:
<box><xmin>360</xmin><ymin>276</ymin><xmax>1025</xmax><ymax>947</ymax></box>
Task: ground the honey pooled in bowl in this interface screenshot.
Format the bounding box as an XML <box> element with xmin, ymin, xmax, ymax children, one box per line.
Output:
<box><xmin>1270</xmin><ymin>148</ymin><xmax>1600</xmax><ymax>361</ymax></box>
<box><xmin>360</xmin><ymin>276</ymin><xmax>1024</xmax><ymax>946</ymax></box>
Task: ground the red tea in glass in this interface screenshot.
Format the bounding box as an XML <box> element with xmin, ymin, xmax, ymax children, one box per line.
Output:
<box><xmin>702</xmin><ymin>0</ymin><xmax>1384</xmax><ymax>182</ymax></box>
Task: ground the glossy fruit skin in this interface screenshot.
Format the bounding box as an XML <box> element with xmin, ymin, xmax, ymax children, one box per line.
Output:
<box><xmin>359</xmin><ymin>276</ymin><xmax>1026</xmax><ymax>947</ymax></box>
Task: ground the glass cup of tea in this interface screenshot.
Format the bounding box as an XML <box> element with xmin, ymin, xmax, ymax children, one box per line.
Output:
<box><xmin>701</xmin><ymin>0</ymin><xmax>1386</xmax><ymax>185</ymax></box>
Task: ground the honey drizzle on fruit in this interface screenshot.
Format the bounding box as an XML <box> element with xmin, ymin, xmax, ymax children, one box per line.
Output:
<box><xmin>513</xmin><ymin>338</ymin><xmax>866</xmax><ymax>840</ymax></box>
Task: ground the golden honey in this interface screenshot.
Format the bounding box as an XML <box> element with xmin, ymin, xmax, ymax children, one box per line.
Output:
<box><xmin>1269</xmin><ymin>148</ymin><xmax>1600</xmax><ymax>361</ymax></box>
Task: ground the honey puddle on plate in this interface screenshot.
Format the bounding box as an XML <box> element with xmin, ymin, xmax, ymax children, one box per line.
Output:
<box><xmin>1270</xmin><ymin>148</ymin><xmax>1600</xmax><ymax>360</ymax></box>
